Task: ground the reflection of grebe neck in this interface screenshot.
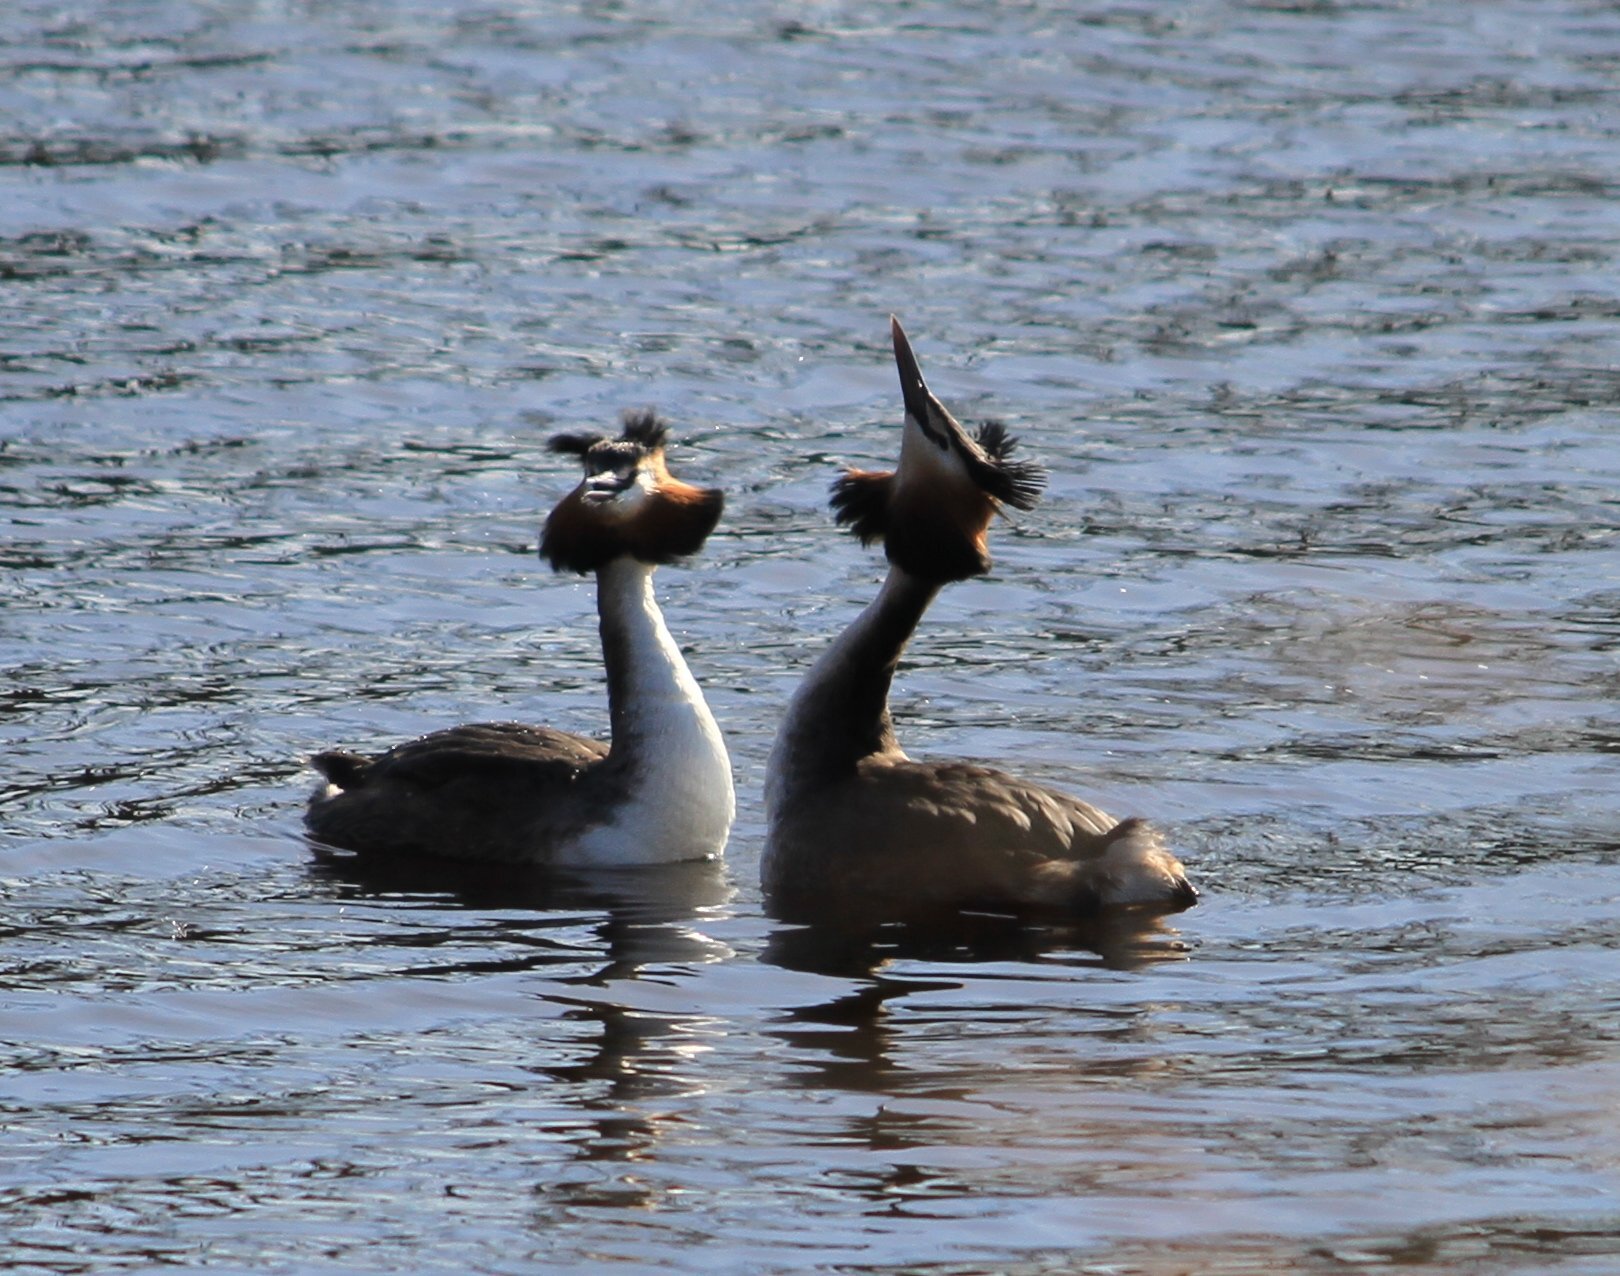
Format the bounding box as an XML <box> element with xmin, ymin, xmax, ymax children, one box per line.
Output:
<box><xmin>567</xmin><ymin>557</ymin><xmax>734</xmax><ymax>865</ymax></box>
<box><xmin>765</xmin><ymin>566</ymin><xmax>937</xmax><ymax>820</ymax></box>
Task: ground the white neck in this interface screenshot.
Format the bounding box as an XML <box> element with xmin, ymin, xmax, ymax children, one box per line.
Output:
<box><xmin>561</xmin><ymin>558</ymin><xmax>735</xmax><ymax>865</ymax></box>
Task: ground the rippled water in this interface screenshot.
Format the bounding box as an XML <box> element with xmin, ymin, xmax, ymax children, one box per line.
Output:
<box><xmin>4</xmin><ymin>2</ymin><xmax>1619</xmax><ymax>1271</ymax></box>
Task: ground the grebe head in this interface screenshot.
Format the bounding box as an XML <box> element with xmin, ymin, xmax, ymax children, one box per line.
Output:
<box><xmin>540</xmin><ymin>410</ymin><xmax>724</xmax><ymax>573</ymax></box>
<box><xmin>831</xmin><ymin>316</ymin><xmax>1045</xmax><ymax>582</ymax></box>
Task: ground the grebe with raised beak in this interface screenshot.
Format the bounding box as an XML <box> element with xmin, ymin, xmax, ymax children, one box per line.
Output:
<box><xmin>306</xmin><ymin>412</ymin><xmax>734</xmax><ymax>866</ymax></box>
<box><xmin>762</xmin><ymin>319</ymin><xmax>1195</xmax><ymax>920</ymax></box>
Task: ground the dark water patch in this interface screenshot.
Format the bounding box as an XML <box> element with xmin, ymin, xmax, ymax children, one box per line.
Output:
<box><xmin>0</xmin><ymin>130</ymin><xmax>249</xmax><ymax>168</ymax></box>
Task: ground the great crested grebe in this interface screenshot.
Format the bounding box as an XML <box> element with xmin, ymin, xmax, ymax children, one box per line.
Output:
<box><xmin>762</xmin><ymin>318</ymin><xmax>1196</xmax><ymax>919</ymax></box>
<box><xmin>305</xmin><ymin>411</ymin><xmax>735</xmax><ymax>866</ymax></box>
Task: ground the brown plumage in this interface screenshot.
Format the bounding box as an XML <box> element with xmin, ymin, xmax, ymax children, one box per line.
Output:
<box><xmin>762</xmin><ymin>317</ymin><xmax>1195</xmax><ymax>922</ymax></box>
<box><xmin>540</xmin><ymin>411</ymin><xmax>723</xmax><ymax>573</ymax></box>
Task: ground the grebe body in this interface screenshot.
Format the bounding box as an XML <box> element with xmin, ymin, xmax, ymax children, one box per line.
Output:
<box><xmin>763</xmin><ymin>320</ymin><xmax>1195</xmax><ymax>919</ymax></box>
<box><xmin>305</xmin><ymin>413</ymin><xmax>734</xmax><ymax>866</ymax></box>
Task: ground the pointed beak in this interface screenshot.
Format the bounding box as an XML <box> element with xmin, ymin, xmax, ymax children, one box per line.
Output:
<box><xmin>891</xmin><ymin>315</ymin><xmax>972</xmax><ymax>452</ymax></box>
<box><xmin>582</xmin><ymin>469</ymin><xmax>634</xmax><ymax>502</ymax></box>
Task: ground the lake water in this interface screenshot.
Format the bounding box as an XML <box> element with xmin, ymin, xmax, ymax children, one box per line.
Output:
<box><xmin>3</xmin><ymin>1</ymin><xmax>1618</xmax><ymax>1271</ymax></box>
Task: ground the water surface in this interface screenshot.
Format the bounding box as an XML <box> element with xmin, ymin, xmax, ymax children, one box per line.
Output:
<box><xmin>3</xmin><ymin>2</ymin><xmax>1618</xmax><ymax>1271</ymax></box>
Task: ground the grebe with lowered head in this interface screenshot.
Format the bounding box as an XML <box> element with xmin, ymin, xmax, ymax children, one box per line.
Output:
<box><xmin>305</xmin><ymin>411</ymin><xmax>734</xmax><ymax>866</ymax></box>
<box><xmin>762</xmin><ymin>318</ymin><xmax>1196</xmax><ymax>920</ymax></box>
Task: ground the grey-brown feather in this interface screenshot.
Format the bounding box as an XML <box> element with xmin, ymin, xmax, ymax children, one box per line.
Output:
<box><xmin>764</xmin><ymin>755</ymin><xmax>1188</xmax><ymax>919</ymax></box>
<box><xmin>306</xmin><ymin>722</ymin><xmax>623</xmax><ymax>862</ymax></box>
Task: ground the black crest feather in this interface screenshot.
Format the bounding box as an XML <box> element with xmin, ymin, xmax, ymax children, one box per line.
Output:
<box><xmin>548</xmin><ymin>410</ymin><xmax>671</xmax><ymax>461</ymax></box>
<box><xmin>547</xmin><ymin>431</ymin><xmax>605</xmax><ymax>457</ymax></box>
<box><xmin>830</xmin><ymin>469</ymin><xmax>895</xmax><ymax>545</ymax></box>
<box><xmin>619</xmin><ymin>409</ymin><xmax>669</xmax><ymax>450</ymax></box>
<box><xmin>971</xmin><ymin>421</ymin><xmax>1045</xmax><ymax>511</ymax></box>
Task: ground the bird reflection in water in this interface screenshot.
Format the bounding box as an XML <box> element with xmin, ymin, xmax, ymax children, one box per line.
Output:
<box><xmin>308</xmin><ymin>849</ymin><xmax>734</xmax><ymax>1215</ymax></box>
<box><xmin>308</xmin><ymin>847</ymin><xmax>735</xmax><ymax>974</ymax></box>
<box><xmin>763</xmin><ymin>907</ymin><xmax>1192</xmax><ymax>1104</ymax></box>
<box><xmin>754</xmin><ymin>910</ymin><xmax>1197</xmax><ymax>1226</ymax></box>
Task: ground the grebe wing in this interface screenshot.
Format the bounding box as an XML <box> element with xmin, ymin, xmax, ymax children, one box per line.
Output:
<box><xmin>320</xmin><ymin>722</ymin><xmax>608</xmax><ymax>792</ymax></box>
<box><xmin>866</xmin><ymin>761</ymin><xmax>1193</xmax><ymax>909</ymax></box>
<box><xmin>869</xmin><ymin>759</ymin><xmax>1193</xmax><ymax>907</ymax></box>
<box><xmin>306</xmin><ymin>723</ymin><xmax>612</xmax><ymax>861</ymax></box>
<box><xmin>852</xmin><ymin>757</ymin><xmax>1118</xmax><ymax>846</ymax></box>
<box><xmin>770</xmin><ymin>757</ymin><xmax>1190</xmax><ymax>914</ymax></box>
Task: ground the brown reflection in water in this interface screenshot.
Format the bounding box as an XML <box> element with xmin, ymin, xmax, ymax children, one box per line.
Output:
<box><xmin>765</xmin><ymin>907</ymin><xmax>1192</xmax><ymax>980</ymax></box>
<box><xmin>308</xmin><ymin>846</ymin><xmax>729</xmax><ymax>910</ymax></box>
<box><xmin>532</xmin><ymin>1001</ymin><xmax>698</xmax><ymax>1214</ymax></box>
<box><xmin>1080</xmin><ymin>1212</ymin><xmax>1620</xmax><ymax>1275</ymax></box>
<box><xmin>763</xmin><ymin>909</ymin><xmax>1192</xmax><ymax>1100</ymax></box>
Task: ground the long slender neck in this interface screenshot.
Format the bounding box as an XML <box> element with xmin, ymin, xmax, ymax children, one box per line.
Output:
<box><xmin>767</xmin><ymin>567</ymin><xmax>940</xmax><ymax>811</ymax></box>
<box><xmin>595</xmin><ymin>557</ymin><xmax>707</xmax><ymax>758</ymax></box>
<box><xmin>570</xmin><ymin>556</ymin><xmax>733</xmax><ymax>863</ymax></box>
